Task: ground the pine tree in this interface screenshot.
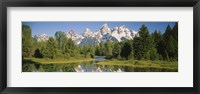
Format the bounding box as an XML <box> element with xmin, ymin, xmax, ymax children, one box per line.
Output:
<box><xmin>55</xmin><ymin>31</ymin><xmax>67</xmax><ymax>53</ymax></box>
<box><xmin>164</xmin><ymin>25</ymin><xmax>172</xmax><ymax>38</ymax></box>
<box><xmin>34</xmin><ymin>48</ymin><xmax>43</xmax><ymax>58</ymax></box>
<box><xmin>112</xmin><ymin>43</ymin><xmax>121</xmax><ymax>59</ymax></box>
<box><xmin>133</xmin><ymin>37</ymin><xmax>143</xmax><ymax>60</ymax></box>
<box><xmin>160</xmin><ymin>24</ymin><xmax>178</xmax><ymax>60</ymax></box>
<box><xmin>43</xmin><ymin>37</ymin><xmax>58</xmax><ymax>59</ymax></box>
<box><xmin>150</xmin><ymin>47</ymin><xmax>159</xmax><ymax>60</ymax></box>
<box><xmin>104</xmin><ymin>42</ymin><xmax>114</xmax><ymax>58</ymax></box>
<box><xmin>22</xmin><ymin>24</ymin><xmax>33</xmax><ymax>57</ymax></box>
<box><xmin>99</xmin><ymin>41</ymin><xmax>106</xmax><ymax>56</ymax></box>
<box><xmin>121</xmin><ymin>41</ymin><xmax>134</xmax><ymax>60</ymax></box>
<box><xmin>150</xmin><ymin>30</ymin><xmax>161</xmax><ymax>60</ymax></box>
<box><xmin>172</xmin><ymin>22</ymin><xmax>178</xmax><ymax>41</ymax></box>
<box><xmin>172</xmin><ymin>22</ymin><xmax>178</xmax><ymax>60</ymax></box>
<box><xmin>133</xmin><ymin>24</ymin><xmax>152</xmax><ymax>60</ymax></box>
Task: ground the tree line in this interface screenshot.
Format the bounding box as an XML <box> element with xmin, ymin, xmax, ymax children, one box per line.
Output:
<box><xmin>22</xmin><ymin>23</ymin><xmax>178</xmax><ymax>61</ymax></box>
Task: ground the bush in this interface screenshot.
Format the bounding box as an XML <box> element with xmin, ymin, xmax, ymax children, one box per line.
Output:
<box><xmin>90</xmin><ymin>54</ymin><xmax>94</xmax><ymax>58</ymax></box>
<box><xmin>64</xmin><ymin>54</ymin><xmax>70</xmax><ymax>59</ymax></box>
<box><xmin>34</xmin><ymin>49</ymin><xmax>43</xmax><ymax>58</ymax></box>
<box><xmin>135</xmin><ymin>60</ymin><xmax>139</xmax><ymax>64</ymax></box>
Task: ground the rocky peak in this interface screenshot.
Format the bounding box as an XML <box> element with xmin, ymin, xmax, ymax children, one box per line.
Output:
<box><xmin>36</xmin><ymin>33</ymin><xmax>49</xmax><ymax>42</ymax></box>
<box><xmin>82</xmin><ymin>28</ymin><xmax>94</xmax><ymax>37</ymax></box>
<box><xmin>100</xmin><ymin>23</ymin><xmax>111</xmax><ymax>35</ymax></box>
<box><xmin>65</xmin><ymin>29</ymin><xmax>84</xmax><ymax>45</ymax></box>
<box><xmin>67</xmin><ymin>29</ymin><xmax>76</xmax><ymax>35</ymax></box>
<box><xmin>35</xmin><ymin>23</ymin><xmax>139</xmax><ymax>46</ymax></box>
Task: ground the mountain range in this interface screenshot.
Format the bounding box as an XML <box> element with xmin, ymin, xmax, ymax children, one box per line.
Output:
<box><xmin>35</xmin><ymin>23</ymin><xmax>139</xmax><ymax>46</ymax></box>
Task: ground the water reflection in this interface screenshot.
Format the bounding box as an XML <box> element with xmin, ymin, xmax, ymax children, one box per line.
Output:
<box><xmin>74</xmin><ymin>62</ymin><xmax>123</xmax><ymax>72</ymax></box>
<box><xmin>94</xmin><ymin>57</ymin><xmax>106</xmax><ymax>61</ymax></box>
<box><xmin>22</xmin><ymin>62</ymin><xmax>177</xmax><ymax>72</ymax></box>
<box><xmin>22</xmin><ymin>57</ymin><xmax>177</xmax><ymax>72</ymax></box>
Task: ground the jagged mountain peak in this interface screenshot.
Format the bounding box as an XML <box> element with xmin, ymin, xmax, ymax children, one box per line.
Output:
<box><xmin>82</xmin><ymin>28</ymin><xmax>94</xmax><ymax>37</ymax></box>
<box><xmin>85</xmin><ymin>28</ymin><xmax>91</xmax><ymax>31</ymax></box>
<box><xmin>65</xmin><ymin>29</ymin><xmax>83</xmax><ymax>45</ymax></box>
<box><xmin>83</xmin><ymin>28</ymin><xmax>92</xmax><ymax>33</ymax></box>
<box><xmin>36</xmin><ymin>33</ymin><xmax>49</xmax><ymax>42</ymax></box>
<box><xmin>67</xmin><ymin>29</ymin><xmax>76</xmax><ymax>34</ymax></box>
<box><xmin>35</xmin><ymin>23</ymin><xmax>139</xmax><ymax>46</ymax></box>
<box><xmin>101</xmin><ymin>23</ymin><xmax>109</xmax><ymax>29</ymax></box>
<box><xmin>40</xmin><ymin>33</ymin><xmax>47</xmax><ymax>36</ymax></box>
<box><xmin>100</xmin><ymin>23</ymin><xmax>111</xmax><ymax>35</ymax></box>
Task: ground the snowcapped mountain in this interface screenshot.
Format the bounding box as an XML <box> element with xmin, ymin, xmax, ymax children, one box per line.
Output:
<box><xmin>82</xmin><ymin>28</ymin><xmax>94</xmax><ymax>37</ymax></box>
<box><xmin>111</xmin><ymin>25</ymin><xmax>139</xmax><ymax>42</ymax></box>
<box><xmin>35</xmin><ymin>34</ymin><xmax>49</xmax><ymax>42</ymax></box>
<box><xmin>79</xmin><ymin>28</ymin><xmax>101</xmax><ymax>46</ymax></box>
<box><xmin>65</xmin><ymin>29</ymin><xmax>84</xmax><ymax>45</ymax></box>
<box><xmin>35</xmin><ymin>23</ymin><xmax>139</xmax><ymax>46</ymax></box>
<box><xmin>100</xmin><ymin>23</ymin><xmax>111</xmax><ymax>35</ymax></box>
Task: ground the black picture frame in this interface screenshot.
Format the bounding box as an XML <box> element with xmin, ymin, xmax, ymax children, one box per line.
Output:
<box><xmin>0</xmin><ymin>0</ymin><xmax>200</xmax><ymax>94</ymax></box>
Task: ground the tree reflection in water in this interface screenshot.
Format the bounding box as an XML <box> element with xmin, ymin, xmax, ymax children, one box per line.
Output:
<box><xmin>22</xmin><ymin>60</ymin><xmax>177</xmax><ymax>72</ymax></box>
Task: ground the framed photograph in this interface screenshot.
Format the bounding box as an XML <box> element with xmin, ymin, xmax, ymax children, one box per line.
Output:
<box><xmin>1</xmin><ymin>0</ymin><xmax>200</xmax><ymax>94</ymax></box>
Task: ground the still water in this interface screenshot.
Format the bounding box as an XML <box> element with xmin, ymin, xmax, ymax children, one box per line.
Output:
<box><xmin>22</xmin><ymin>57</ymin><xmax>177</xmax><ymax>72</ymax></box>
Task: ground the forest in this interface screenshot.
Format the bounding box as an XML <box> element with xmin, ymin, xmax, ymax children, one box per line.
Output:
<box><xmin>22</xmin><ymin>23</ymin><xmax>178</xmax><ymax>72</ymax></box>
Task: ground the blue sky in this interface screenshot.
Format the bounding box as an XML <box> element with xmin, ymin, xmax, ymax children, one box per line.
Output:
<box><xmin>22</xmin><ymin>22</ymin><xmax>176</xmax><ymax>36</ymax></box>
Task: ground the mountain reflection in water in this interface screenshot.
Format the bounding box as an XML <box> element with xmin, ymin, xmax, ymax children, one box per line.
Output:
<box><xmin>22</xmin><ymin>57</ymin><xmax>177</xmax><ymax>72</ymax></box>
<box><xmin>74</xmin><ymin>63</ymin><xmax>122</xmax><ymax>72</ymax></box>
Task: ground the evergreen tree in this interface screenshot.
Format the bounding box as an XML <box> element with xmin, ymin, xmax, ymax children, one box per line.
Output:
<box><xmin>172</xmin><ymin>22</ymin><xmax>178</xmax><ymax>41</ymax></box>
<box><xmin>160</xmin><ymin>24</ymin><xmax>178</xmax><ymax>60</ymax></box>
<box><xmin>99</xmin><ymin>41</ymin><xmax>106</xmax><ymax>56</ymax></box>
<box><xmin>152</xmin><ymin>30</ymin><xmax>163</xmax><ymax>60</ymax></box>
<box><xmin>22</xmin><ymin>24</ymin><xmax>33</xmax><ymax>57</ymax></box>
<box><xmin>112</xmin><ymin>43</ymin><xmax>121</xmax><ymax>59</ymax></box>
<box><xmin>64</xmin><ymin>39</ymin><xmax>78</xmax><ymax>57</ymax></box>
<box><xmin>80</xmin><ymin>45</ymin><xmax>91</xmax><ymax>58</ymax></box>
<box><xmin>34</xmin><ymin>49</ymin><xmax>43</xmax><ymax>58</ymax></box>
<box><xmin>172</xmin><ymin>22</ymin><xmax>178</xmax><ymax>60</ymax></box>
<box><xmin>121</xmin><ymin>41</ymin><xmax>134</xmax><ymax>60</ymax></box>
<box><xmin>104</xmin><ymin>42</ymin><xmax>114</xmax><ymax>58</ymax></box>
<box><xmin>133</xmin><ymin>37</ymin><xmax>143</xmax><ymax>60</ymax></box>
<box><xmin>164</xmin><ymin>25</ymin><xmax>172</xmax><ymax>38</ymax></box>
<box><xmin>150</xmin><ymin>30</ymin><xmax>161</xmax><ymax>60</ymax></box>
<box><xmin>95</xmin><ymin>45</ymin><xmax>101</xmax><ymax>56</ymax></box>
<box><xmin>88</xmin><ymin>47</ymin><xmax>95</xmax><ymax>58</ymax></box>
<box><xmin>43</xmin><ymin>37</ymin><xmax>58</xmax><ymax>59</ymax></box>
<box><xmin>133</xmin><ymin>24</ymin><xmax>152</xmax><ymax>60</ymax></box>
<box><xmin>152</xmin><ymin>30</ymin><xmax>163</xmax><ymax>45</ymax></box>
<box><xmin>55</xmin><ymin>31</ymin><xmax>66</xmax><ymax>51</ymax></box>
<box><xmin>149</xmin><ymin>47</ymin><xmax>159</xmax><ymax>60</ymax></box>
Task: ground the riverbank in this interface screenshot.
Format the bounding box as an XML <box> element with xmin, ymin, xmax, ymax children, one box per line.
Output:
<box><xmin>95</xmin><ymin>59</ymin><xmax>178</xmax><ymax>71</ymax></box>
<box><xmin>23</xmin><ymin>57</ymin><xmax>94</xmax><ymax>64</ymax></box>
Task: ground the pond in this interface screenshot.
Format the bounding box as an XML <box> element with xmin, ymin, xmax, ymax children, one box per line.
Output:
<box><xmin>22</xmin><ymin>57</ymin><xmax>177</xmax><ymax>72</ymax></box>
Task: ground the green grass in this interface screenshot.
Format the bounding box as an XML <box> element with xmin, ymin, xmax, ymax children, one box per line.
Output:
<box><xmin>23</xmin><ymin>57</ymin><xmax>94</xmax><ymax>64</ymax></box>
<box><xmin>95</xmin><ymin>59</ymin><xmax>178</xmax><ymax>70</ymax></box>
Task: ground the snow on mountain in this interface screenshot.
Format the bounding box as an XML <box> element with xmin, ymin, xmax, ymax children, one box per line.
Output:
<box><xmin>35</xmin><ymin>23</ymin><xmax>139</xmax><ymax>46</ymax></box>
<box><xmin>100</xmin><ymin>23</ymin><xmax>111</xmax><ymax>35</ymax></box>
<box><xmin>79</xmin><ymin>28</ymin><xmax>102</xmax><ymax>46</ymax></box>
<box><xmin>36</xmin><ymin>33</ymin><xmax>49</xmax><ymax>42</ymax></box>
<box><xmin>110</xmin><ymin>26</ymin><xmax>138</xmax><ymax>42</ymax></box>
<box><xmin>65</xmin><ymin>29</ymin><xmax>84</xmax><ymax>45</ymax></box>
<box><xmin>130</xmin><ymin>30</ymin><xmax>139</xmax><ymax>37</ymax></box>
<box><xmin>82</xmin><ymin>28</ymin><xmax>94</xmax><ymax>37</ymax></box>
<box><xmin>93</xmin><ymin>31</ymin><xmax>103</xmax><ymax>40</ymax></box>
